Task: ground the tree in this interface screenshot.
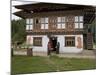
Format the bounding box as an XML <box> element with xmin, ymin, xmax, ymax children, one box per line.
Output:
<box><xmin>11</xmin><ymin>19</ymin><xmax>26</xmax><ymax>44</ymax></box>
<box><xmin>91</xmin><ymin>19</ymin><xmax>96</xmax><ymax>44</ymax></box>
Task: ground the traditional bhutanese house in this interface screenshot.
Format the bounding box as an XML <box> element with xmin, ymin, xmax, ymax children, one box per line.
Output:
<box><xmin>14</xmin><ymin>2</ymin><xmax>95</xmax><ymax>56</ymax></box>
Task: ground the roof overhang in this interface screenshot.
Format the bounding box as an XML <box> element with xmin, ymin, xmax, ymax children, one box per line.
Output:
<box><xmin>14</xmin><ymin>2</ymin><xmax>95</xmax><ymax>11</ymax></box>
<box><xmin>13</xmin><ymin>2</ymin><xmax>96</xmax><ymax>24</ymax></box>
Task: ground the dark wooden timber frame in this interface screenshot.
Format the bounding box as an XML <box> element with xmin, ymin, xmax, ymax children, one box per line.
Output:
<box><xmin>14</xmin><ymin>2</ymin><xmax>95</xmax><ymax>23</ymax></box>
<box><xmin>14</xmin><ymin>2</ymin><xmax>95</xmax><ymax>27</ymax></box>
<box><xmin>14</xmin><ymin>2</ymin><xmax>96</xmax><ymax>50</ymax></box>
<box><xmin>14</xmin><ymin>3</ymin><xmax>95</xmax><ymax>33</ymax></box>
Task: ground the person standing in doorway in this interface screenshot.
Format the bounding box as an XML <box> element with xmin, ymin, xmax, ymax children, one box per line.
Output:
<box><xmin>56</xmin><ymin>42</ymin><xmax>60</xmax><ymax>54</ymax></box>
<box><xmin>47</xmin><ymin>39</ymin><xmax>53</xmax><ymax>55</ymax></box>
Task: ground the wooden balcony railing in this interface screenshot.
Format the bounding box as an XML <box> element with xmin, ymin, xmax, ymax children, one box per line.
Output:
<box><xmin>26</xmin><ymin>29</ymin><xmax>86</xmax><ymax>35</ymax></box>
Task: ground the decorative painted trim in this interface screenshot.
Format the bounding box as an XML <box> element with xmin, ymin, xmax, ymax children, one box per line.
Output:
<box><xmin>77</xmin><ymin>37</ymin><xmax>82</xmax><ymax>48</ymax></box>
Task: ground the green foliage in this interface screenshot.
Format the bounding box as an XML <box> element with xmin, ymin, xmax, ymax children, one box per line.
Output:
<box><xmin>20</xmin><ymin>42</ymin><xmax>33</xmax><ymax>49</ymax></box>
<box><xmin>88</xmin><ymin>19</ymin><xmax>96</xmax><ymax>44</ymax></box>
<box><xmin>11</xmin><ymin>19</ymin><xmax>26</xmax><ymax>43</ymax></box>
<box><xmin>91</xmin><ymin>19</ymin><xmax>96</xmax><ymax>44</ymax></box>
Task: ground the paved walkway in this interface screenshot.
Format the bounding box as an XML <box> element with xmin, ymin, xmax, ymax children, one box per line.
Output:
<box><xmin>57</xmin><ymin>50</ymin><xmax>96</xmax><ymax>59</ymax></box>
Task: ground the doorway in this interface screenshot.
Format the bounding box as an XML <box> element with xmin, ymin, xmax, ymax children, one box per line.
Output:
<box><xmin>48</xmin><ymin>37</ymin><xmax>58</xmax><ymax>55</ymax></box>
<box><xmin>50</xmin><ymin>37</ymin><xmax>57</xmax><ymax>52</ymax></box>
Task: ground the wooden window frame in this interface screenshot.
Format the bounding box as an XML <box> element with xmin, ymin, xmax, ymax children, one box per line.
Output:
<box><xmin>74</xmin><ymin>16</ymin><xmax>83</xmax><ymax>29</ymax></box>
<box><xmin>33</xmin><ymin>37</ymin><xmax>42</xmax><ymax>46</ymax></box>
<box><xmin>40</xmin><ymin>17</ymin><xmax>48</xmax><ymax>29</ymax></box>
<box><xmin>57</xmin><ymin>17</ymin><xmax>65</xmax><ymax>29</ymax></box>
<box><xmin>65</xmin><ymin>36</ymin><xmax>75</xmax><ymax>47</ymax></box>
<box><xmin>26</xmin><ymin>18</ymin><xmax>33</xmax><ymax>30</ymax></box>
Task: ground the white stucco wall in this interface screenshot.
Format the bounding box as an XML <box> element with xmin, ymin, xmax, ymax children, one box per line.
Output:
<box><xmin>26</xmin><ymin>34</ymin><xmax>83</xmax><ymax>53</ymax></box>
<box><xmin>56</xmin><ymin>35</ymin><xmax>83</xmax><ymax>53</ymax></box>
<box><xmin>27</xmin><ymin>35</ymin><xmax>49</xmax><ymax>52</ymax></box>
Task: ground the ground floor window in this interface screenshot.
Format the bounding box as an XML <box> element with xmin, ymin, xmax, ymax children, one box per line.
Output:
<box><xmin>65</xmin><ymin>37</ymin><xmax>75</xmax><ymax>47</ymax></box>
<box><xmin>33</xmin><ymin>37</ymin><xmax>42</xmax><ymax>46</ymax></box>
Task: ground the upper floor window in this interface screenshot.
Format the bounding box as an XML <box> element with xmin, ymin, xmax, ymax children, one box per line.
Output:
<box><xmin>40</xmin><ymin>17</ymin><xmax>48</xmax><ymax>29</ymax></box>
<box><xmin>57</xmin><ymin>17</ymin><xmax>65</xmax><ymax>29</ymax></box>
<box><xmin>75</xmin><ymin>16</ymin><xmax>78</xmax><ymax>22</ymax></box>
<box><xmin>75</xmin><ymin>16</ymin><xmax>83</xmax><ymax>22</ymax></box>
<box><xmin>79</xmin><ymin>16</ymin><xmax>83</xmax><ymax>22</ymax></box>
<box><xmin>26</xmin><ymin>18</ymin><xmax>33</xmax><ymax>30</ymax></box>
<box><xmin>74</xmin><ymin>16</ymin><xmax>83</xmax><ymax>29</ymax></box>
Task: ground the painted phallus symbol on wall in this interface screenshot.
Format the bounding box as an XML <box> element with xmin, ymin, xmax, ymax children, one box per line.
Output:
<box><xmin>77</xmin><ymin>37</ymin><xmax>82</xmax><ymax>48</ymax></box>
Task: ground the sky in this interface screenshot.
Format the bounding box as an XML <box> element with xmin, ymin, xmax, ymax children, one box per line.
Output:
<box><xmin>12</xmin><ymin>0</ymin><xmax>37</xmax><ymax>20</ymax></box>
<box><xmin>12</xmin><ymin>0</ymin><xmax>96</xmax><ymax>20</ymax></box>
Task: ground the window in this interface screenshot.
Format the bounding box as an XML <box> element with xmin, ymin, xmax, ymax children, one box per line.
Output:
<box><xmin>26</xmin><ymin>25</ymin><xmax>30</xmax><ymax>30</ymax></box>
<box><xmin>26</xmin><ymin>18</ymin><xmax>33</xmax><ymax>30</ymax></box>
<box><xmin>62</xmin><ymin>17</ymin><xmax>66</xmax><ymax>22</ymax></box>
<box><xmin>33</xmin><ymin>37</ymin><xmax>42</xmax><ymax>46</ymax></box>
<box><xmin>30</xmin><ymin>19</ymin><xmax>33</xmax><ymax>24</ymax></box>
<box><xmin>65</xmin><ymin>37</ymin><xmax>75</xmax><ymax>47</ymax></box>
<box><xmin>40</xmin><ymin>17</ymin><xmax>48</xmax><ymax>29</ymax></box>
<box><xmin>62</xmin><ymin>23</ymin><xmax>65</xmax><ymax>29</ymax></box>
<box><xmin>79</xmin><ymin>23</ymin><xmax>83</xmax><ymax>28</ymax></box>
<box><xmin>74</xmin><ymin>16</ymin><xmax>83</xmax><ymax>29</ymax></box>
<box><xmin>75</xmin><ymin>23</ymin><xmax>79</xmax><ymax>28</ymax></box>
<box><xmin>57</xmin><ymin>17</ymin><xmax>65</xmax><ymax>29</ymax></box>
<box><xmin>41</xmin><ymin>24</ymin><xmax>45</xmax><ymax>29</ymax></box>
<box><xmin>26</xmin><ymin>19</ymin><xmax>30</xmax><ymax>24</ymax></box>
<box><xmin>45</xmin><ymin>24</ymin><xmax>48</xmax><ymax>29</ymax></box>
<box><xmin>45</xmin><ymin>18</ymin><xmax>48</xmax><ymax>23</ymax></box>
<box><xmin>57</xmin><ymin>23</ymin><xmax>61</xmax><ymax>29</ymax></box>
<box><xmin>58</xmin><ymin>17</ymin><xmax>61</xmax><ymax>22</ymax></box>
<box><xmin>41</xmin><ymin>18</ymin><xmax>45</xmax><ymax>23</ymax></box>
<box><xmin>75</xmin><ymin>16</ymin><xmax>78</xmax><ymax>22</ymax></box>
<box><xmin>79</xmin><ymin>16</ymin><xmax>83</xmax><ymax>22</ymax></box>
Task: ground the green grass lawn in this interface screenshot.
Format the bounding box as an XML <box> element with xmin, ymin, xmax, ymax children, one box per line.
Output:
<box><xmin>11</xmin><ymin>55</ymin><xmax>96</xmax><ymax>75</ymax></box>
